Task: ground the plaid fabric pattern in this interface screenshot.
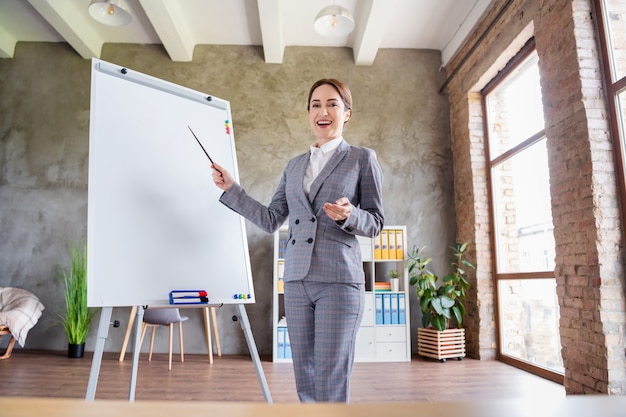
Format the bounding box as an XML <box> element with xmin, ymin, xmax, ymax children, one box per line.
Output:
<box><xmin>220</xmin><ymin>140</ymin><xmax>384</xmax><ymax>284</ymax></box>
<box><xmin>0</xmin><ymin>287</ymin><xmax>45</xmax><ymax>347</ymax></box>
<box><xmin>284</xmin><ymin>280</ymin><xmax>364</xmax><ymax>402</ymax></box>
<box><xmin>219</xmin><ymin>139</ymin><xmax>383</xmax><ymax>402</ymax></box>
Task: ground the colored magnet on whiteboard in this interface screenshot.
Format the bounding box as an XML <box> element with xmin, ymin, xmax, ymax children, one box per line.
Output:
<box><xmin>233</xmin><ymin>293</ymin><xmax>253</xmax><ymax>300</ymax></box>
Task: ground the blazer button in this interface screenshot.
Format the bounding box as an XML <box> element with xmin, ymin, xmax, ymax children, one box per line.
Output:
<box><xmin>307</xmin><ymin>238</ymin><xmax>313</xmax><ymax>244</ymax></box>
<box><xmin>310</xmin><ymin>217</ymin><xmax>316</xmax><ymax>222</ymax></box>
<box><xmin>295</xmin><ymin>219</ymin><xmax>300</xmax><ymax>225</ymax></box>
<box><xmin>291</xmin><ymin>239</ymin><xmax>296</xmax><ymax>245</ymax></box>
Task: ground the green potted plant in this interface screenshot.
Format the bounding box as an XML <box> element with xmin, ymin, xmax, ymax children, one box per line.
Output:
<box><xmin>58</xmin><ymin>241</ymin><xmax>94</xmax><ymax>358</ymax></box>
<box><xmin>386</xmin><ymin>269</ymin><xmax>400</xmax><ymax>292</ymax></box>
<box><xmin>407</xmin><ymin>242</ymin><xmax>474</xmax><ymax>361</ymax></box>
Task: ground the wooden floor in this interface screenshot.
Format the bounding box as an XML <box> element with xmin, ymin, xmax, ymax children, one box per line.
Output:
<box><xmin>0</xmin><ymin>350</ymin><xmax>565</xmax><ymax>403</ymax></box>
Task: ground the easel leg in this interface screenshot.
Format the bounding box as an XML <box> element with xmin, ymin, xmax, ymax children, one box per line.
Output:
<box><xmin>85</xmin><ymin>307</ymin><xmax>112</xmax><ymax>401</ymax></box>
<box><xmin>210</xmin><ymin>307</ymin><xmax>221</xmax><ymax>356</ymax></box>
<box><xmin>128</xmin><ymin>306</ymin><xmax>144</xmax><ymax>402</ymax></box>
<box><xmin>235</xmin><ymin>304</ymin><xmax>272</xmax><ymax>404</ymax></box>
<box><xmin>118</xmin><ymin>306</ymin><xmax>137</xmax><ymax>361</ymax></box>
<box><xmin>203</xmin><ymin>307</ymin><xmax>213</xmax><ymax>364</ymax></box>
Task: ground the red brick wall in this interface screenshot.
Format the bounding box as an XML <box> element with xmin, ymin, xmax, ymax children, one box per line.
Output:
<box><xmin>444</xmin><ymin>0</ymin><xmax>626</xmax><ymax>394</ymax></box>
<box><xmin>446</xmin><ymin>0</ymin><xmax>540</xmax><ymax>362</ymax></box>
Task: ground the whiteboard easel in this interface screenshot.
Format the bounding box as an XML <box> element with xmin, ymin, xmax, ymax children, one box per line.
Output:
<box><xmin>87</xmin><ymin>58</ymin><xmax>256</xmax><ymax>308</ymax></box>
<box><xmin>85</xmin><ymin>305</ymin><xmax>272</xmax><ymax>403</ymax></box>
<box><xmin>85</xmin><ymin>60</ymin><xmax>270</xmax><ymax>402</ymax></box>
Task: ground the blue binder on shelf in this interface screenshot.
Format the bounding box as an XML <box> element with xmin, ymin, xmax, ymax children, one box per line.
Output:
<box><xmin>277</xmin><ymin>327</ymin><xmax>286</xmax><ymax>359</ymax></box>
<box><xmin>391</xmin><ymin>294</ymin><xmax>399</xmax><ymax>324</ymax></box>
<box><xmin>383</xmin><ymin>293</ymin><xmax>392</xmax><ymax>324</ymax></box>
<box><xmin>398</xmin><ymin>293</ymin><xmax>406</xmax><ymax>324</ymax></box>
<box><xmin>375</xmin><ymin>293</ymin><xmax>384</xmax><ymax>324</ymax></box>
<box><xmin>284</xmin><ymin>328</ymin><xmax>292</xmax><ymax>359</ymax></box>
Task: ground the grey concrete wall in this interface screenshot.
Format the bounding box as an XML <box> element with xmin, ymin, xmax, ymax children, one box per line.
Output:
<box><xmin>0</xmin><ymin>42</ymin><xmax>455</xmax><ymax>356</ymax></box>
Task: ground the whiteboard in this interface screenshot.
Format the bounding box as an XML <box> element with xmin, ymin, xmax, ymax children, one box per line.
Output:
<box><xmin>87</xmin><ymin>59</ymin><xmax>255</xmax><ymax>307</ymax></box>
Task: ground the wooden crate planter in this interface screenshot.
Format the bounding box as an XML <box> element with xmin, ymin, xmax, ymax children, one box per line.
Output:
<box><xmin>417</xmin><ymin>328</ymin><xmax>465</xmax><ymax>362</ymax></box>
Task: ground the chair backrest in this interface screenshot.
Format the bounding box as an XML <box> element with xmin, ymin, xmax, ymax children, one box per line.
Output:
<box><xmin>143</xmin><ymin>308</ymin><xmax>185</xmax><ymax>325</ymax></box>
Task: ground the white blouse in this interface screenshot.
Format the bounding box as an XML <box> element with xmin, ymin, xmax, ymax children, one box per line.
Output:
<box><xmin>303</xmin><ymin>137</ymin><xmax>343</xmax><ymax>196</ymax></box>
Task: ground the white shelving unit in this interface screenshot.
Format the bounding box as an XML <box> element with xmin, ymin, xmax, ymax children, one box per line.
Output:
<box><xmin>272</xmin><ymin>225</ymin><xmax>411</xmax><ymax>362</ymax></box>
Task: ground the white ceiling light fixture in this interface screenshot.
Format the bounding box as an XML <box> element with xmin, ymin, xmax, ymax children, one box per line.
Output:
<box><xmin>88</xmin><ymin>0</ymin><xmax>132</xmax><ymax>26</ymax></box>
<box><xmin>314</xmin><ymin>5</ymin><xmax>355</xmax><ymax>37</ymax></box>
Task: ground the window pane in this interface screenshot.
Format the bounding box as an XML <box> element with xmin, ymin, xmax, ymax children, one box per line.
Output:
<box><xmin>499</xmin><ymin>278</ymin><xmax>564</xmax><ymax>374</ymax></box>
<box><xmin>492</xmin><ymin>139</ymin><xmax>555</xmax><ymax>273</ymax></box>
<box><xmin>618</xmin><ymin>90</ymin><xmax>626</xmax><ymax>175</ymax></box>
<box><xmin>486</xmin><ymin>54</ymin><xmax>544</xmax><ymax>159</ymax></box>
<box><xmin>602</xmin><ymin>0</ymin><xmax>626</xmax><ymax>81</ymax></box>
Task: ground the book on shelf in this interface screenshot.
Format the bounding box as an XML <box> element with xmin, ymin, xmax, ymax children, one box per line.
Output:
<box><xmin>391</xmin><ymin>294</ymin><xmax>399</xmax><ymax>324</ymax></box>
<box><xmin>398</xmin><ymin>293</ymin><xmax>406</xmax><ymax>324</ymax></box>
<box><xmin>374</xmin><ymin>282</ymin><xmax>391</xmax><ymax>292</ymax></box>
<box><xmin>277</xmin><ymin>327</ymin><xmax>286</xmax><ymax>359</ymax></box>
<box><xmin>375</xmin><ymin>292</ymin><xmax>405</xmax><ymax>324</ymax></box>
<box><xmin>374</xmin><ymin>234</ymin><xmax>382</xmax><ymax>259</ymax></box>
<box><xmin>394</xmin><ymin>229</ymin><xmax>404</xmax><ymax>259</ymax></box>
<box><xmin>276</xmin><ymin>326</ymin><xmax>292</xmax><ymax>360</ymax></box>
<box><xmin>380</xmin><ymin>230</ymin><xmax>389</xmax><ymax>259</ymax></box>
<box><xmin>375</xmin><ymin>293</ymin><xmax>383</xmax><ymax>324</ymax></box>
<box><xmin>388</xmin><ymin>230</ymin><xmax>396</xmax><ymax>259</ymax></box>
<box><xmin>383</xmin><ymin>293</ymin><xmax>392</xmax><ymax>323</ymax></box>
<box><xmin>284</xmin><ymin>328</ymin><xmax>292</xmax><ymax>359</ymax></box>
<box><xmin>277</xmin><ymin>260</ymin><xmax>285</xmax><ymax>278</ymax></box>
<box><xmin>278</xmin><ymin>239</ymin><xmax>287</xmax><ymax>259</ymax></box>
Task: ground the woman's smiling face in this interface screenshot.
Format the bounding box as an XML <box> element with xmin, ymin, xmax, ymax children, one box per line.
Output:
<box><xmin>308</xmin><ymin>83</ymin><xmax>351</xmax><ymax>144</ymax></box>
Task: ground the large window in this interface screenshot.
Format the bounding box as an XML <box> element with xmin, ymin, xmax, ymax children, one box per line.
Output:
<box><xmin>482</xmin><ymin>41</ymin><xmax>564</xmax><ymax>382</ymax></box>
<box><xmin>595</xmin><ymin>0</ymin><xmax>626</xmax><ymax>235</ymax></box>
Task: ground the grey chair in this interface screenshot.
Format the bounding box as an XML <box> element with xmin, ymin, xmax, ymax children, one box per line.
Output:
<box><xmin>139</xmin><ymin>308</ymin><xmax>189</xmax><ymax>370</ymax></box>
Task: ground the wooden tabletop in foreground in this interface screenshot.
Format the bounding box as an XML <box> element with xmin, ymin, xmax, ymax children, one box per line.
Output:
<box><xmin>3</xmin><ymin>395</ymin><xmax>626</xmax><ymax>417</ymax></box>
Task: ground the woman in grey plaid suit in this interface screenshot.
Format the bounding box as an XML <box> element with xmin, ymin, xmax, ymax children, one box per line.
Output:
<box><xmin>212</xmin><ymin>79</ymin><xmax>384</xmax><ymax>402</ymax></box>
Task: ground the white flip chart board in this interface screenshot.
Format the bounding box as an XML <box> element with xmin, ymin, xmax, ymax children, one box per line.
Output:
<box><xmin>87</xmin><ymin>58</ymin><xmax>255</xmax><ymax>307</ymax></box>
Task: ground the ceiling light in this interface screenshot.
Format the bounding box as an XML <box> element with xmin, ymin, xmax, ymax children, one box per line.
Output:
<box><xmin>88</xmin><ymin>0</ymin><xmax>132</xmax><ymax>26</ymax></box>
<box><xmin>314</xmin><ymin>5</ymin><xmax>355</xmax><ymax>37</ymax></box>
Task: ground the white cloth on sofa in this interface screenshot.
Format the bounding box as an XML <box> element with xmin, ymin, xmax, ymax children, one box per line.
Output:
<box><xmin>0</xmin><ymin>287</ymin><xmax>45</xmax><ymax>347</ymax></box>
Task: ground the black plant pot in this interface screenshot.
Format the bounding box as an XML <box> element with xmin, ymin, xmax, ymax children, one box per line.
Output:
<box><xmin>68</xmin><ymin>343</ymin><xmax>85</xmax><ymax>358</ymax></box>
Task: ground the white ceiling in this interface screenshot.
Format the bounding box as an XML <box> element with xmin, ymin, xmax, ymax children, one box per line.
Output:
<box><xmin>0</xmin><ymin>0</ymin><xmax>494</xmax><ymax>66</ymax></box>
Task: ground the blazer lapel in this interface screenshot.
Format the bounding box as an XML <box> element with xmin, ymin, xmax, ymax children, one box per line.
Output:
<box><xmin>294</xmin><ymin>152</ymin><xmax>315</xmax><ymax>214</ymax></box>
<box><xmin>308</xmin><ymin>141</ymin><xmax>350</xmax><ymax>203</ymax></box>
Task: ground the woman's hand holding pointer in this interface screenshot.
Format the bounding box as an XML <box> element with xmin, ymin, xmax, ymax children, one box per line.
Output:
<box><xmin>212</xmin><ymin>162</ymin><xmax>234</xmax><ymax>191</ymax></box>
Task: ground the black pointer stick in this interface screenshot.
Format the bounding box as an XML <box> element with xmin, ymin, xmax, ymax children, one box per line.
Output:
<box><xmin>187</xmin><ymin>125</ymin><xmax>221</xmax><ymax>175</ymax></box>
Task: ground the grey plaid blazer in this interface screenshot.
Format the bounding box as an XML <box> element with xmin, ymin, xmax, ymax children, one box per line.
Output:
<box><xmin>220</xmin><ymin>139</ymin><xmax>384</xmax><ymax>284</ymax></box>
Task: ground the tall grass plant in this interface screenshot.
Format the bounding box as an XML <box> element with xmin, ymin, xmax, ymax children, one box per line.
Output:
<box><xmin>59</xmin><ymin>242</ymin><xmax>93</xmax><ymax>345</ymax></box>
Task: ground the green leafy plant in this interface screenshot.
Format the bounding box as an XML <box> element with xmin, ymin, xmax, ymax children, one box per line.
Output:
<box><xmin>59</xmin><ymin>242</ymin><xmax>94</xmax><ymax>345</ymax></box>
<box><xmin>387</xmin><ymin>269</ymin><xmax>399</xmax><ymax>279</ymax></box>
<box><xmin>407</xmin><ymin>242</ymin><xmax>475</xmax><ymax>331</ymax></box>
